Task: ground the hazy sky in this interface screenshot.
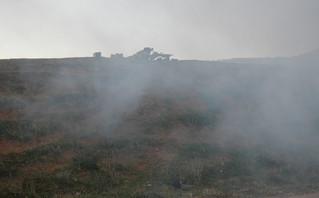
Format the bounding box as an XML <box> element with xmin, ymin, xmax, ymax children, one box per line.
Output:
<box><xmin>1</xmin><ymin>0</ymin><xmax>319</xmax><ymax>60</ymax></box>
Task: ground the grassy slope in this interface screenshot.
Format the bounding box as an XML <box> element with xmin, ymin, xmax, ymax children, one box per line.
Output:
<box><xmin>0</xmin><ymin>58</ymin><xmax>319</xmax><ymax>198</ymax></box>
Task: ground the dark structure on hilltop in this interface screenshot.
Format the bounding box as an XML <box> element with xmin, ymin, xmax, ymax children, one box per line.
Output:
<box><xmin>130</xmin><ymin>47</ymin><xmax>172</xmax><ymax>61</ymax></box>
<box><xmin>109</xmin><ymin>47</ymin><xmax>174</xmax><ymax>62</ymax></box>
<box><xmin>93</xmin><ymin>52</ymin><xmax>102</xmax><ymax>58</ymax></box>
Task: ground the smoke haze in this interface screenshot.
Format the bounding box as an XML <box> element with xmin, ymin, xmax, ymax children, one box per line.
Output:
<box><xmin>1</xmin><ymin>1</ymin><xmax>319</xmax><ymax>197</ymax></box>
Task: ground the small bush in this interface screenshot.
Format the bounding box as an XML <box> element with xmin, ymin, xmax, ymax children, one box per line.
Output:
<box><xmin>181</xmin><ymin>142</ymin><xmax>219</xmax><ymax>158</ymax></box>
<box><xmin>74</xmin><ymin>152</ymin><xmax>98</xmax><ymax>170</ymax></box>
<box><xmin>168</xmin><ymin>158</ymin><xmax>205</xmax><ymax>187</ymax></box>
<box><xmin>254</xmin><ymin>154</ymin><xmax>283</xmax><ymax>169</ymax></box>
<box><xmin>0</xmin><ymin>156</ymin><xmax>20</xmax><ymax>178</ymax></box>
<box><xmin>222</xmin><ymin>160</ymin><xmax>252</xmax><ymax>177</ymax></box>
<box><xmin>178</xmin><ymin>110</ymin><xmax>209</xmax><ymax>127</ymax></box>
<box><xmin>97</xmin><ymin>159</ymin><xmax>120</xmax><ymax>186</ymax></box>
<box><xmin>0</xmin><ymin>120</ymin><xmax>58</xmax><ymax>141</ymax></box>
<box><xmin>221</xmin><ymin>150</ymin><xmax>252</xmax><ymax>178</ymax></box>
<box><xmin>178</xmin><ymin>110</ymin><xmax>217</xmax><ymax>128</ymax></box>
<box><xmin>143</xmin><ymin>113</ymin><xmax>175</xmax><ymax>129</ymax></box>
<box><xmin>55</xmin><ymin>169</ymin><xmax>72</xmax><ymax>180</ymax></box>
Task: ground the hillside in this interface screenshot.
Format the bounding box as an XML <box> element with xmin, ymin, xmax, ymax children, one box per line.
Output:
<box><xmin>1</xmin><ymin>51</ymin><xmax>319</xmax><ymax>197</ymax></box>
<box><xmin>219</xmin><ymin>49</ymin><xmax>319</xmax><ymax>66</ymax></box>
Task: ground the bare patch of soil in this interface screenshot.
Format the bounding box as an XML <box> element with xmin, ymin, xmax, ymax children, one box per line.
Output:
<box><xmin>78</xmin><ymin>133</ymin><xmax>104</xmax><ymax>147</ymax></box>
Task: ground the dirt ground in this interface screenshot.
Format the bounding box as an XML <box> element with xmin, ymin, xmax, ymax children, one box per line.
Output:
<box><xmin>289</xmin><ymin>193</ymin><xmax>319</xmax><ymax>198</ymax></box>
<box><xmin>265</xmin><ymin>192</ymin><xmax>319</xmax><ymax>198</ymax></box>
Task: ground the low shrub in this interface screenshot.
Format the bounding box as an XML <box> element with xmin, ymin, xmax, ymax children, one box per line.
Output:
<box><xmin>168</xmin><ymin>158</ymin><xmax>205</xmax><ymax>187</ymax></box>
<box><xmin>0</xmin><ymin>120</ymin><xmax>59</xmax><ymax>141</ymax></box>
<box><xmin>181</xmin><ymin>142</ymin><xmax>220</xmax><ymax>158</ymax></box>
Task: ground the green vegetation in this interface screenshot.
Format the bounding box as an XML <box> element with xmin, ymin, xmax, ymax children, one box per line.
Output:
<box><xmin>167</xmin><ymin>158</ymin><xmax>205</xmax><ymax>187</ymax></box>
<box><xmin>181</xmin><ymin>142</ymin><xmax>220</xmax><ymax>158</ymax></box>
<box><xmin>1</xmin><ymin>58</ymin><xmax>319</xmax><ymax>197</ymax></box>
<box><xmin>0</xmin><ymin>136</ymin><xmax>156</xmax><ymax>197</ymax></box>
<box><xmin>178</xmin><ymin>110</ymin><xmax>211</xmax><ymax>127</ymax></box>
<box><xmin>0</xmin><ymin>138</ymin><xmax>79</xmax><ymax>178</ymax></box>
<box><xmin>142</xmin><ymin>113</ymin><xmax>175</xmax><ymax>130</ymax></box>
<box><xmin>140</xmin><ymin>109</ymin><xmax>218</xmax><ymax>132</ymax></box>
<box><xmin>0</xmin><ymin>120</ymin><xmax>59</xmax><ymax>141</ymax></box>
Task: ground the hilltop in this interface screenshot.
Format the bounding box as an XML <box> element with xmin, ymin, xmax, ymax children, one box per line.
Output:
<box><xmin>1</xmin><ymin>49</ymin><xmax>319</xmax><ymax>197</ymax></box>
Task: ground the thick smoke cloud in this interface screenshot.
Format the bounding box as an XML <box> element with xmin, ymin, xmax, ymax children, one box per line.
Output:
<box><xmin>10</xmin><ymin>48</ymin><xmax>319</xmax><ymax>152</ymax></box>
<box><xmin>3</xmin><ymin>48</ymin><xmax>319</xmax><ymax>151</ymax></box>
<box><xmin>1</xmin><ymin>47</ymin><xmax>319</xmax><ymax>196</ymax></box>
